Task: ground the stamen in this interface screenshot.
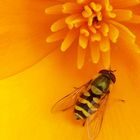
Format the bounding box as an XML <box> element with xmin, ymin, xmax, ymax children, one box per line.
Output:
<box><xmin>82</xmin><ymin>5</ymin><xmax>93</xmax><ymax>18</ymax></box>
<box><xmin>100</xmin><ymin>23</ymin><xmax>109</xmax><ymax>37</ymax></box>
<box><xmin>90</xmin><ymin>41</ymin><xmax>100</xmax><ymax>64</ymax></box>
<box><xmin>79</xmin><ymin>34</ymin><xmax>89</xmax><ymax>49</ymax></box>
<box><xmin>100</xmin><ymin>37</ymin><xmax>110</xmax><ymax>52</ymax></box>
<box><xmin>128</xmin><ymin>14</ymin><xmax>140</xmax><ymax>24</ymax></box>
<box><xmin>63</xmin><ymin>3</ymin><xmax>82</xmax><ymax>14</ymax></box>
<box><xmin>77</xmin><ymin>46</ymin><xmax>86</xmax><ymax>69</ymax></box>
<box><xmin>61</xmin><ymin>30</ymin><xmax>77</xmax><ymax>52</ymax></box>
<box><xmin>113</xmin><ymin>9</ymin><xmax>133</xmax><ymax>21</ymax></box>
<box><xmin>90</xmin><ymin>2</ymin><xmax>102</xmax><ymax>12</ymax></box>
<box><xmin>45</xmin><ymin>5</ymin><xmax>63</xmax><ymax>14</ymax></box>
<box><xmin>46</xmin><ymin>30</ymin><xmax>67</xmax><ymax>43</ymax></box>
<box><xmin>109</xmin><ymin>24</ymin><xmax>119</xmax><ymax>43</ymax></box>
<box><xmin>51</xmin><ymin>18</ymin><xmax>66</xmax><ymax>32</ymax></box>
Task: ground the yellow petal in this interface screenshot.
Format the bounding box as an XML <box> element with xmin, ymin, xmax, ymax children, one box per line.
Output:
<box><xmin>90</xmin><ymin>41</ymin><xmax>100</xmax><ymax>64</ymax></box>
<box><xmin>113</xmin><ymin>9</ymin><xmax>133</xmax><ymax>21</ymax></box>
<box><xmin>77</xmin><ymin>45</ymin><xmax>86</xmax><ymax>69</ymax></box>
<box><xmin>100</xmin><ymin>37</ymin><xmax>110</xmax><ymax>52</ymax></box>
<box><xmin>51</xmin><ymin>18</ymin><xmax>67</xmax><ymax>32</ymax></box>
<box><xmin>45</xmin><ymin>4</ymin><xmax>63</xmax><ymax>14</ymax></box>
<box><xmin>61</xmin><ymin>30</ymin><xmax>77</xmax><ymax>52</ymax></box>
<box><xmin>46</xmin><ymin>30</ymin><xmax>67</xmax><ymax>43</ymax></box>
<box><xmin>109</xmin><ymin>24</ymin><xmax>119</xmax><ymax>43</ymax></box>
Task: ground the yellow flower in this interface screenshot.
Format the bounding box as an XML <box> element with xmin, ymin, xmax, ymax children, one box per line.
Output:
<box><xmin>0</xmin><ymin>0</ymin><xmax>140</xmax><ymax>140</ymax></box>
<box><xmin>46</xmin><ymin>0</ymin><xmax>140</xmax><ymax>69</ymax></box>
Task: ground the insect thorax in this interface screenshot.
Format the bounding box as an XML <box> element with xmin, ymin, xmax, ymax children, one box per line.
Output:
<box><xmin>91</xmin><ymin>74</ymin><xmax>111</xmax><ymax>94</ymax></box>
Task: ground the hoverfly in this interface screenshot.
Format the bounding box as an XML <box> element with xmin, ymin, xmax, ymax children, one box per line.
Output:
<box><xmin>52</xmin><ymin>69</ymin><xmax>116</xmax><ymax>140</ymax></box>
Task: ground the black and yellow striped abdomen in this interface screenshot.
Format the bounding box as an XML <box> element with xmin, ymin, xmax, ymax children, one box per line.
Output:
<box><xmin>74</xmin><ymin>74</ymin><xmax>111</xmax><ymax>120</ymax></box>
<box><xmin>74</xmin><ymin>89</ymin><xmax>102</xmax><ymax>120</ymax></box>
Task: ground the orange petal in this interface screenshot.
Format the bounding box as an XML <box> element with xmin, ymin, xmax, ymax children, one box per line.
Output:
<box><xmin>0</xmin><ymin>0</ymin><xmax>58</xmax><ymax>79</ymax></box>
<box><xmin>113</xmin><ymin>9</ymin><xmax>133</xmax><ymax>21</ymax></box>
<box><xmin>111</xmin><ymin>0</ymin><xmax>140</xmax><ymax>8</ymax></box>
<box><xmin>51</xmin><ymin>18</ymin><xmax>67</xmax><ymax>32</ymax></box>
<box><xmin>61</xmin><ymin>30</ymin><xmax>77</xmax><ymax>52</ymax></box>
<box><xmin>90</xmin><ymin>41</ymin><xmax>100</xmax><ymax>64</ymax></box>
<box><xmin>77</xmin><ymin>45</ymin><xmax>86</xmax><ymax>69</ymax></box>
<box><xmin>129</xmin><ymin>14</ymin><xmax>140</xmax><ymax>24</ymax></box>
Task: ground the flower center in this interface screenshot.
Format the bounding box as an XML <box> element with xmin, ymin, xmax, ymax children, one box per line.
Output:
<box><xmin>82</xmin><ymin>2</ymin><xmax>102</xmax><ymax>27</ymax></box>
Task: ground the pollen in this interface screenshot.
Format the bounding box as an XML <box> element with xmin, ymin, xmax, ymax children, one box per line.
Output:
<box><xmin>46</xmin><ymin>0</ymin><xmax>140</xmax><ymax>69</ymax></box>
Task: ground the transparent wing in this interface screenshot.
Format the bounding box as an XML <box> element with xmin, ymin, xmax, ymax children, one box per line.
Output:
<box><xmin>85</xmin><ymin>94</ymin><xmax>109</xmax><ymax>140</ymax></box>
<box><xmin>51</xmin><ymin>80</ymin><xmax>91</xmax><ymax>112</ymax></box>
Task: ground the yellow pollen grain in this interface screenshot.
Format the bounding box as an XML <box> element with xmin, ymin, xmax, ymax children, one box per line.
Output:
<box><xmin>82</xmin><ymin>5</ymin><xmax>93</xmax><ymax>18</ymax></box>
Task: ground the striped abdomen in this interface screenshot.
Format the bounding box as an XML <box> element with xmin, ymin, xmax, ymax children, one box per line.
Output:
<box><xmin>74</xmin><ymin>88</ymin><xmax>102</xmax><ymax>120</ymax></box>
